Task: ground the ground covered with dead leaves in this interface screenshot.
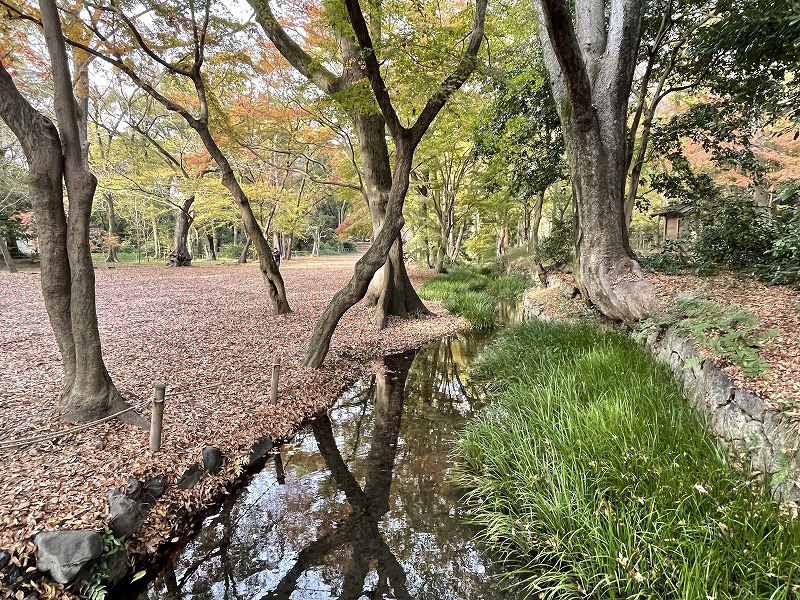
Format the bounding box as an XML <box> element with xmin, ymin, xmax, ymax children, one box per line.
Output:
<box><xmin>0</xmin><ymin>254</ymin><xmax>467</xmax><ymax>598</ymax></box>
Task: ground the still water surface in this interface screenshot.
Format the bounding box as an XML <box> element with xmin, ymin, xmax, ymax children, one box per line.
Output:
<box><xmin>137</xmin><ymin>323</ymin><xmax>522</xmax><ymax>599</ymax></box>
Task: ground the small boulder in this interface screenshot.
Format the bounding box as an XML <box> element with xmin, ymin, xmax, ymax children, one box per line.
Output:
<box><xmin>34</xmin><ymin>530</ymin><xmax>103</xmax><ymax>584</ymax></box>
<box><xmin>202</xmin><ymin>445</ymin><xmax>224</xmax><ymax>474</ymax></box>
<box><xmin>0</xmin><ymin>550</ymin><xmax>10</xmax><ymax>570</ymax></box>
<box><xmin>247</xmin><ymin>437</ymin><xmax>274</xmax><ymax>470</ymax></box>
<box><xmin>108</xmin><ymin>490</ymin><xmax>146</xmax><ymax>537</ymax></box>
<box><xmin>177</xmin><ymin>463</ymin><xmax>203</xmax><ymax>489</ymax></box>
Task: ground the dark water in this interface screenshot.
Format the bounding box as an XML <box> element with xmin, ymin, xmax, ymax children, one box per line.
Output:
<box><xmin>136</xmin><ymin>309</ymin><xmax>524</xmax><ymax>600</ymax></box>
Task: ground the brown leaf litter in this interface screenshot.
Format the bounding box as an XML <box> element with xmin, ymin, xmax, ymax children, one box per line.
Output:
<box><xmin>0</xmin><ymin>254</ymin><xmax>467</xmax><ymax>598</ymax></box>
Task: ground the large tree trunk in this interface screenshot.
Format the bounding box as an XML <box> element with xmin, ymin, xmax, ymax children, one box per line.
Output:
<box><xmin>535</xmin><ymin>0</ymin><xmax>655</xmax><ymax>322</ymax></box>
<box><xmin>0</xmin><ymin>2</ymin><xmax>146</xmax><ymax>424</ymax></box>
<box><xmin>206</xmin><ymin>233</ymin><xmax>217</xmax><ymax>261</ymax></box>
<box><xmin>166</xmin><ymin>196</ymin><xmax>194</xmax><ymax>267</ymax></box>
<box><xmin>353</xmin><ymin>112</ymin><xmax>431</xmax><ymax>327</ymax></box>
<box><xmin>0</xmin><ymin>234</ymin><xmax>18</xmax><ymax>273</ymax></box>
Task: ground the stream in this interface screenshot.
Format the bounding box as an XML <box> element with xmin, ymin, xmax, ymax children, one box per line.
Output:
<box><xmin>133</xmin><ymin>306</ymin><xmax>523</xmax><ymax>599</ymax></box>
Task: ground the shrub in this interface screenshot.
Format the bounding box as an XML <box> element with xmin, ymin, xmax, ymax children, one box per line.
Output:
<box><xmin>639</xmin><ymin>238</ymin><xmax>696</xmax><ymax>274</ymax></box>
<box><xmin>694</xmin><ymin>195</ymin><xmax>775</xmax><ymax>274</ymax></box>
<box><xmin>533</xmin><ymin>217</ymin><xmax>574</xmax><ymax>267</ymax></box>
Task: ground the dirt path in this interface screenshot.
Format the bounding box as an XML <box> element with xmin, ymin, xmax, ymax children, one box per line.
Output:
<box><xmin>0</xmin><ymin>253</ymin><xmax>466</xmax><ymax>597</ymax></box>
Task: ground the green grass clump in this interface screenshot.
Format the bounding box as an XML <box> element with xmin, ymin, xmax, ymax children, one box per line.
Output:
<box><xmin>452</xmin><ymin>320</ymin><xmax>800</xmax><ymax>599</ymax></box>
<box><xmin>420</xmin><ymin>268</ymin><xmax>532</xmax><ymax>328</ymax></box>
<box><xmin>443</xmin><ymin>291</ymin><xmax>497</xmax><ymax>329</ymax></box>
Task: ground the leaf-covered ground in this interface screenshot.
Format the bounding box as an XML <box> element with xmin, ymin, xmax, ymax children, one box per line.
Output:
<box><xmin>647</xmin><ymin>272</ymin><xmax>800</xmax><ymax>410</ymax></box>
<box><xmin>0</xmin><ymin>253</ymin><xmax>467</xmax><ymax>597</ymax></box>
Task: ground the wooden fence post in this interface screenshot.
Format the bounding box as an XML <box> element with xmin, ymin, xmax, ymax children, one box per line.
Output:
<box><xmin>150</xmin><ymin>383</ymin><xmax>166</xmax><ymax>452</ymax></box>
<box><xmin>270</xmin><ymin>354</ymin><xmax>281</xmax><ymax>405</ymax></box>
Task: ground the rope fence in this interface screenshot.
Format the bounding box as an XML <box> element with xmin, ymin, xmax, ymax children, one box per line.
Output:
<box><xmin>0</xmin><ymin>396</ymin><xmax>153</xmax><ymax>451</ymax></box>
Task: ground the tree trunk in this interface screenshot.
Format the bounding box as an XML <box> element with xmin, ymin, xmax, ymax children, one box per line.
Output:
<box><xmin>532</xmin><ymin>191</ymin><xmax>545</xmax><ymax>249</ymax></box>
<box><xmin>105</xmin><ymin>192</ymin><xmax>118</xmax><ymax>263</ymax></box>
<box><xmin>206</xmin><ymin>233</ymin><xmax>217</xmax><ymax>261</ymax></box>
<box><xmin>238</xmin><ymin>236</ymin><xmax>251</xmax><ymax>263</ymax></box>
<box><xmin>449</xmin><ymin>222</ymin><xmax>465</xmax><ymax>262</ymax></box>
<box><xmin>535</xmin><ymin>0</ymin><xmax>654</xmax><ymax>322</ymax></box>
<box><xmin>353</xmin><ymin>112</ymin><xmax>430</xmax><ymax>326</ymax></box>
<box><xmin>0</xmin><ymin>234</ymin><xmax>18</xmax><ymax>273</ymax></box>
<box><xmin>0</xmin><ymin>2</ymin><xmax>146</xmax><ymax>424</ymax></box>
<box><xmin>166</xmin><ymin>196</ymin><xmax>194</xmax><ymax>267</ymax></box>
<box><xmin>192</xmin><ymin>123</ymin><xmax>291</xmax><ymax>315</ymax></box>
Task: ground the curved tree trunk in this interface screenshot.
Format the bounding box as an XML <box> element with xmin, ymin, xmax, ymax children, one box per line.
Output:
<box><xmin>166</xmin><ymin>196</ymin><xmax>194</xmax><ymax>267</ymax></box>
<box><xmin>354</xmin><ymin>113</ymin><xmax>431</xmax><ymax>327</ymax></box>
<box><xmin>0</xmin><ymin>3</ymin><xmax>146</xmax><ymax>425</ymax></box>
<box><xmin>535</xmin><ymin>0</ymin><xmax>655</xmax><ymax>322</ymax></box>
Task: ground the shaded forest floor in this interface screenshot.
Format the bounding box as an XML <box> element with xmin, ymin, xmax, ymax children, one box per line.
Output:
<box><xmin>0</xmin><ymin>252</ymin><xmax>466</xmax><ymax>597</ymax></box>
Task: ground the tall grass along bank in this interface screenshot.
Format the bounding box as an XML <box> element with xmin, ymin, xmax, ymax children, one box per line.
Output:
<box><xmin>419</xmin><ymin>268</ymin><xmax>531</xmax><ymax>329</ymax></box>
<box><xmin>452</xmin><ymin>321</ymin><xmax>800</xmax><ymax>599</ymax></box>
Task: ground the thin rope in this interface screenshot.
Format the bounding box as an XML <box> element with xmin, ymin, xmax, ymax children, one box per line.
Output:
<box><xmin>0</xmin><ymin>398</ymin><xmax>152</xmax><ymax>451</ymax></box>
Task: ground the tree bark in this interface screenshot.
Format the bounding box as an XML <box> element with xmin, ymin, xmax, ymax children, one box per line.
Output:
<box><xmin>206</xmin><ymin>233</ymin><xmax>217</xmax><ymax>261</ymax></box>
<box><xmin>166</xmin><ymin>196</ymin><xmax>194</xmax><ymax>266</ymax></box>
<box><xmin>0</xmin><ymin>234</ymin><xmax>18</xmax><ymax>272</ymax></box>
<box><xmin>104</xmin><ymin>192</ymin><xmax>119</xmax><ymax>263</ymax></box>
<box><xmin>0</xmin><ymin>2</ymin><xmax>145</xmax><ymax>423</ymax></box>
<box><xmin>238</xmin><ymin>236</ymin><xmax>251</xmax><ymax>263</ymax></box>
<box><xmin>535</xmin><ymin>0</ymin><xmax>655</xmax><ymax>322</ymax></box>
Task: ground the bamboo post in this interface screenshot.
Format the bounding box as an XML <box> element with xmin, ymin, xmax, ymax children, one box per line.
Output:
<box><xmin>150</xmin><ymin>383</ymin><xmax>166</xmax><ymax>452</ymax></box>
<box><xmin>274</xmin><ymin>452</ymin><xmax>285</xmax><ymax>484</ymax></box>
<box><xmin>270</xmin><ymin>354</ymin><xmax>281</xmax><ymax>405</ymax></box>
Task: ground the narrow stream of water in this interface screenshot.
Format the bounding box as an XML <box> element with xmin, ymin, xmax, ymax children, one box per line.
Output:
<box><xmin>135</xmin><ymin>307</ymin><xmax>523</xmax><ymax>599</ymax></box>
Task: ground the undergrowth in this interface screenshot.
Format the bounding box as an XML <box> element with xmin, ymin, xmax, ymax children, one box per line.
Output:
<box><xmin>452</xmin><ymin>321</ymin><xmax>800</xmax><ymax>599</ymax></box>
<box><xmin>634</xmin><ymin>296</ymin><xmax>779</xmax><ymax>378</ymax></box>
<box><xmin>420</xmin><ymin>268</ymin><xmax>532</xmax><ymax>329</ymax></box>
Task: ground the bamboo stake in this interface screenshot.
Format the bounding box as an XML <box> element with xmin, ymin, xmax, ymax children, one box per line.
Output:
<box><xmin>150</xmin><ymin>383</ymin><xmax>166</xmax><ymax>452</ymax></box>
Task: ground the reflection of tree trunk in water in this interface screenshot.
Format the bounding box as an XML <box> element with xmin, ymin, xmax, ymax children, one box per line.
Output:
<box><xmin>266</xmin><ymin>352</ymin><xmax>415</xmax><ymax>600</ymax></box>
<box><xmin>0</xmin><ymin>234</ymin><xmax>18</xmax><ymax>273</ymax></box>
<box><xmin>238</xmin><ymin>237</ymin><xmax>251</xmax><ymax>263</ymax></box>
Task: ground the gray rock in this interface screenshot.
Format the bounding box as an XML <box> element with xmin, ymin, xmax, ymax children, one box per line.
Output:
<box><xmin>0</xmin><ymin>550</ymin><xmax>9</xmax><ymax>569</ymax></box>
<box><xmin>177</xmin><ymin>463</ymin><xmax>203</xmax><ymax>489</ymax></box>
<box><xmin>247</xmin><ymin>437</ymin><xmax>274</xmax><ymax>470</ymax></box>
<box><xmin>108</xmin><ymin>489</ymin><xmax>146</xmax><ymax>537</ymax></box>
<box><xmin>700</xmin><ymin>362</ymin><xmax>734</xmax><ymax>408</ymax></box>
<box><xmin>104</xmin><ymin>546</ymin><xmax>129</xmax><ymax>588</ymax></box>
<box><xmin>34</xmin><ymin>530</ymin><xmax>103</xmax><ymax>584</ymax></box>
<box><xmin>733</xmin><ymin>389</ymin><xmax>767</xmax><ymax>422</ymax></box>
<box><xmin>202</xmin><ymin>445</ymin><xmax>223</xmax><ymax>474</ymax></box>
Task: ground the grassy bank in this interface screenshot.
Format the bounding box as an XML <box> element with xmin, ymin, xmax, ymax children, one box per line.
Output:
<box><xmin>452</xmin><ymin>320</ymin><xmax>800</xmax><ymax>599</ymax></box>
<box><xmin>419</xmin><ymin>268</ymin><xmax>531</xmax><ymax>329</ymax></box>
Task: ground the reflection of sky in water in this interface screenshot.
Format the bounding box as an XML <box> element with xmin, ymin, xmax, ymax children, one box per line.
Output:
<box><xmin>138</xmin><ymin>330</ymin><xmax>522</xmax><ymax>599</ymax></box>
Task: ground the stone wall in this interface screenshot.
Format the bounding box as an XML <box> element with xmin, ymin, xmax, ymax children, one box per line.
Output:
<box><xmin>647</xmin><ymin>328</ymin><xmax>800</xmax><ymax>503</ymax></box>
<box><xmin>522</xmin><ymin>287</ymin><xmax>800</xmax><ymax>504</ymax></box>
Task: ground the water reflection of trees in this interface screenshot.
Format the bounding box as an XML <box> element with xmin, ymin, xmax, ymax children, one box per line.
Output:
<box><xmin>141</xmin><ymin>336</ymin><xmax>508</xmax><ymax>599</ymax></box>
<box><xmin>264</xmin><ymin>351</ymin><xmax>415</xmax><ymax>599</ymax></box>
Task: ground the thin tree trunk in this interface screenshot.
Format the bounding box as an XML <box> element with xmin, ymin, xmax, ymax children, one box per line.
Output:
<box><xmin>239</xmin><ymin>236</ymin><xmax>251</xmax><ymax>263</ymax></box>
<box><xmin>105</xmin><ymin>192</ymin><xmax>118</xmax><ymax>263</ymax></box>
<box><xmin>206</xmin><ymin>233</ymin><xmax>217</xmax><ymax>261</ymax></box>
<box><xmin>0</xmin><ymin>234</ymin><xmax>18</xmax><ymax>273</ymax></box>
<box><xmin>449</xmin><ymin>222</ymin><xmax>465</xmax><ymax>262</ymax></box>
<box><xmin>532</xmin><ymin>191</ymin><xmax>545</xmax><ymax>249</ymax></box>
